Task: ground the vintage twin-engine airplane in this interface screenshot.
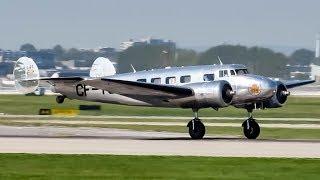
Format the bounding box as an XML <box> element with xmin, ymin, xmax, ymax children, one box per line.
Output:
<box><xmin>14</xmin><ymin>57</ymin><xmax>314</xmax><ymax>139</ymax></box>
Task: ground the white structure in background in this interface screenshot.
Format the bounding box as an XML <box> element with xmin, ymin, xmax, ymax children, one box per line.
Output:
<box><xmin>120</xmin><ymin>37</ymin><xmax>175</xmax><ymax>51</ymax></box>
<box><xmin>316</xmin><ymin>33</ymin><xmax>320</xmax><ymax>58</ymax></box>
<box><xmin>310</xmin><ymin>33</ymin><xmax>320</xmax><ymax>82</ymax></box>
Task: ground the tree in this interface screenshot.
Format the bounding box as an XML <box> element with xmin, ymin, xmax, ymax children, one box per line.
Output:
<box><xmin>174</xmin><ymin>49</ymin><xmax>198</xmax><ymax>66</ymax></box>
<box><xmin>118</xmin><ymin>44</ymin><xmax>176</xmax><ymax>73</ymax></box>
<box><xmin>198</xmin><ymin>44</ymin><xmax>289</xmax><ymax>77</ymax></box>
<box><xmin>20</xmin><ymin>43</ymin><xmax>37</xmax><ymax>52</ymax></box>
<box><xmin>53</xmin><ymin>45</ymin><xmax>65</xmax><ymax>61</ymax></box>
<box><xmin>198</xmin><ymin>45</ymin><xmax>249</xmax><ymax>65</ymax></box>
<box><xmin>289</xmin><ymin>49</ymin><xmax>314</xmax><ymax>66</ymax></box>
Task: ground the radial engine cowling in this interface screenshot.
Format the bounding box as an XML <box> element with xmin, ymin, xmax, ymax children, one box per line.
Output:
<box><xmin>187</xmin><ymin>80</ymin><xmax>234</xmax><ymax>108</ymax></box>
<box><xmin>263</xmin><ymin>81</ymin><xmax>289</xmax><ymax>108</ymax></box>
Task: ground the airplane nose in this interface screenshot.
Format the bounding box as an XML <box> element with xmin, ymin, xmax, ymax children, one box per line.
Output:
<box><xmin>261</xmin><ymin>78</ymin><xmax>278</xmax><ymax>97</ymax></box>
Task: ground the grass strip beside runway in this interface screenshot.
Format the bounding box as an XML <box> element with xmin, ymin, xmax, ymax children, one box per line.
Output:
<box><xmin>0</xmin><ymin>154</ymin><xmax>319</xmax><ymax>179</ymax></box>
<box><xmin>1</xmin><ymin>95</ymin><xmax>320</xmax><ymax>118</ymax></box>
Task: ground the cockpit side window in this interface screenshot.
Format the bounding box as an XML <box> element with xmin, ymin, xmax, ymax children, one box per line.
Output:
<box><xmin>230</xmin><ymin>70</ymin><xmax>236</xmax><ymax>76</ymax></box>
<box><xmin>235</xmin><ymin>69</ymin><xmax>249</xmax><ymax>75</ymax></box>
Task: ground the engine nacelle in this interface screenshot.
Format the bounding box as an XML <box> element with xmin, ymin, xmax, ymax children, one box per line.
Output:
<box><xmin>186</xmin><ymin>80</ymin><xmax>234</xmax><ymax>108</ymax></box>
<box><xmin>263</xmin><ymin>81</ymin><xmax>289</xmax><ymax>108</ymax></box>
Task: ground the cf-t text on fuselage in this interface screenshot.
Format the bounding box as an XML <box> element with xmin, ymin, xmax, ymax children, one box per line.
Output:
<box><xmin>14</xmin><ymin>57</ymin><xmax>314</xmax><ymax>139</ymax></box>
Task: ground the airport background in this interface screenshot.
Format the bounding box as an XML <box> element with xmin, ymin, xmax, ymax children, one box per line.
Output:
<box><xmin>1</xmin><ymin>36</ymin><xmax>320</xmax><ymax>95</ymax></box>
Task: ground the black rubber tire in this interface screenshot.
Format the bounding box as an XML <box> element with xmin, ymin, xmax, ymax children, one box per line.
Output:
<box><xmin>56</xmin><ymin>96</ymin><xmax>65</xmax><ymax>104</ymax></box>
<box><xmin>242</xmin><ymin>118</ymin><xmax>260</xmax><ymax>139</ymax></box>
<box><xmin>187</xmin><ymin>119</ymin><xmax>206</xmax><ymax>139</ymax></box>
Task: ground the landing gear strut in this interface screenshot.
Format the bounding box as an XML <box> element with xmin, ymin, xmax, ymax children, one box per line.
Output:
<box><xmin>187</xmin><ymin>109</ymin><xmax>206</xmax><ymax>139</ymax></box>
<box><xmin>242</xmin><ymin>109</ymin><xmax>260</xmax><ymax>139</ymax></box>
<box><xmin>56</xmin><ymin>95</ymin><xmax>65</xmax><ymax>104</ymax></box>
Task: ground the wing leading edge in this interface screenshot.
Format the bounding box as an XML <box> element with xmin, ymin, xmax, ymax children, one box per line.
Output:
<box><xmin>284</xmin><ymin>79</ymin><xmax>315</xmax><ymax>89</ymax></box>
<box><xmin>83</xmin><ymin>78</ymin><xmax>194</xmax><ymax>98</ymax></box>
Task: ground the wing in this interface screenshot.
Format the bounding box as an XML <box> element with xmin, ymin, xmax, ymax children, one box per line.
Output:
<box><xmin>83</xmin><ymin>78</ymin><xmax>194</xmax><ymax>99</ymax></box>
<box><xmin>284</xmin><ymin>79</ymin><xmax>315</xmax><ymax>89</ymax></box>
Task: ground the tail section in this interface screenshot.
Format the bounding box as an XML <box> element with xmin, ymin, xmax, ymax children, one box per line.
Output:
<box><xmin>13</xmin><ymin>57</ymin><xmax>40</xmax><ymax>93</ymax></box>
<box><xmin>89</xmin><ymin>57</ymin><xmax>116</xmax><ymax>78</ymax></box>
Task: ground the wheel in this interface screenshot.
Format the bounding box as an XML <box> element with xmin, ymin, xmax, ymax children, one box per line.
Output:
<box><xmin>242</xmin><ymin>118</ymin><xmax>260</xmax><ymax>139</ymax></box>
<box><xmin>56</xmin><ymin>95</ymin><xmax>65</xmax><ymax>104</ymax></box>
<box><xmin>187</xmin><ymin>119</ymin><xmax>206</xmax><ymax>139</ymax></box>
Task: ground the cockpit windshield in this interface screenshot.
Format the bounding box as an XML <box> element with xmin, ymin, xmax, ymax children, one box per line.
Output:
<box><xmin>235</xmin><ymin>69</ymin><xmax>249</xmax><ymax>75</ymax></box>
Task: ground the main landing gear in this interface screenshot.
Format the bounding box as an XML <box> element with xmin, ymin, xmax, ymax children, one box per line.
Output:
<box><xmin>187</xmin><ymin>109</ymin><xmax>206</xmax><ymax>139</ymax></box>
<box><xmin>242</xmin><ymin>109</ymin><xmax>260</xmax><ymax>139</ymax></box>
<box><xmin>186</xmin><ymin>108</ymin><xmax>261</xmax><ymax>140</ymax></box>
<box><xmin>56</xmin><ymin>95</ymin><xmax>65</xmax><ymax>104</ymax></box>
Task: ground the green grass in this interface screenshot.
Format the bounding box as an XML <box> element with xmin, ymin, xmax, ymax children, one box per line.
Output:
<box><xmin>0</xmin><ymin>154</ymin><xmax>318</xmax><ymax>179</ymax></box>
<box><xmin>1</xmin><ymin>95</ymin><xmax>320</xmax><ymax>118</ymax></box>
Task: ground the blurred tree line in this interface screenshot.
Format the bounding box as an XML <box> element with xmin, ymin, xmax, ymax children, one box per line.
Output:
<box><xmin>15</xmin><ymin>43</ymin><xmax>315</xmax><ymax>78</ymax></box>
<box><xmin>118</xmin><ymin>44</ymin><xmax>315</xmax><ymax>78</ymax></box>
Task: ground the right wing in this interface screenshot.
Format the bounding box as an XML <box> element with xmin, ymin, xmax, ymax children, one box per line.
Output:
<box><xmin>83</xmin><ymin>78</ymin><xmax>194</xmax><ymax>99</ymax></box>
<box><xmin>284</xmin><ymin>79</ymin><xmax>315</xmax><ymax>89</ymax></box>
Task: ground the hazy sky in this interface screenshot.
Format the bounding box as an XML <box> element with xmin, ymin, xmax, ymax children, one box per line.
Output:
<box><xmin>1</xmin><ymin>0</ymin><xmax>320</xmax><ymax>51</ymax></box>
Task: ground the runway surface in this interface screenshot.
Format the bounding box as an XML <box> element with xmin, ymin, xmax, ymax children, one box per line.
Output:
<box><xmin>8</xmin><ymin>120</ymin><xmax>320</xmax><ymax>129</ymax></box>
<box><xmin>0</xmin><ymin>125</ymin><xmax>319</xmax><ymax>158</ymax></box>
<box><xmin>2</xmin><ymin>114</ymin><xmax>320</xmax><ymax>121</ymax></box>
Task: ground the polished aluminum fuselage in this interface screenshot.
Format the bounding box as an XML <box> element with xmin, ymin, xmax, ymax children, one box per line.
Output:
<box><xmin>54</xmin><ymin>64</ymin><xmax>277</xmax><ymax>109</ymax></box>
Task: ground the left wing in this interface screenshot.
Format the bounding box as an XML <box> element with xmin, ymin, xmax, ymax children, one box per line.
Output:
<box><xmin>284</xmin><ymin>79</ymin><xmax>315</xmax><ymax>89</ymax></box>
<box><xmin>83</xmin><ymin>78</ymin><xmax>194</xmax><ymax>99</ymax></box>
<box><xmin>40</xmin><ymin>77</ymin><xmax>84</xmax><ymax>85</ymax></box>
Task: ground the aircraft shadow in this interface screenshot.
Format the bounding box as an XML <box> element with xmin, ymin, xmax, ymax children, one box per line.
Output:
<box><xmin>0</xmin><ymin>135</ymin><xmax>319</xmax><ymax>143</ymax></box>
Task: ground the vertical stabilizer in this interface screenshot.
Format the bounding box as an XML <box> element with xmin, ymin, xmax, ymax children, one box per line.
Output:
<box><xmin>90</xmin><ymin>57</ymin><xmax>116</xmax><ymax>78</ymax></box>
<box><xmin>13</xmin><ymin>57</ymin><xmax>40</xmax><ymax>93</ymax></box>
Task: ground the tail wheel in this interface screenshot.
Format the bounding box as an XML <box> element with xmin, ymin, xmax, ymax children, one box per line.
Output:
<box><xmin>242</xmin><ymin>118</ymin><xmax>260</xmax><ymax>139</ymax></box>
<box><xmin>187</xmin><ymin>119</ymin><xmax>206</xmax><ymax>139</ymax></box>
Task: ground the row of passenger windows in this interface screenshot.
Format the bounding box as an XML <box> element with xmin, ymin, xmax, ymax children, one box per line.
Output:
<box><xmin>136</xmin><ymin>69</ymin><xmax>248</xmax><ymax>84</ymax></box>
<box><xmin>137</xmin><ymin>74</ymin><xmax>215</xmax><ymax>84</ymax></box>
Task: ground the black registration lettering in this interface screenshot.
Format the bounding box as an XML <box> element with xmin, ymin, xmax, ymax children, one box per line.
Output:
<box><xmin>76</xmin><ymin>84</ymin><xmax>89</xmax><ymax>96</ymax></box>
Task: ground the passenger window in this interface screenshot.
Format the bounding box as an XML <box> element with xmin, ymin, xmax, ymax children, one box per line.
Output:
<box><xmin>223</xmin><ymin>70</ymin><xmax>228</xmax><ymax>76</ymax></box>
<box><xmin>219</xmin><ymin>70</ymin><xmax>228</xmax><ymax>77</ymax></box>
<box><xmin>180</xmin><ymin>75</ymin><xmax>191</xmax><ymax>83</ymax></box>
<box><xmin>203</xmin><ymin>74</ymin><xmax>214</xmax><ymax>81</ymax></box>
<box><xmin>137</xmin><ymin>79</ymin><xmax>146</xmax><ymax>82</ymax></box>
<box><xmin>151</xmin><ymin>78</ymin><xmax>161</xmax><ymax>84</ymax></box>
<box><xmin>166</xmin><ymin>77</ymin><xmax>176</xmax><ymax>84</ymax></box>
<box><xmin>230</xmin><ymin>70</ymin><xmax>236</xmax><ymax>76</ymax></box>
